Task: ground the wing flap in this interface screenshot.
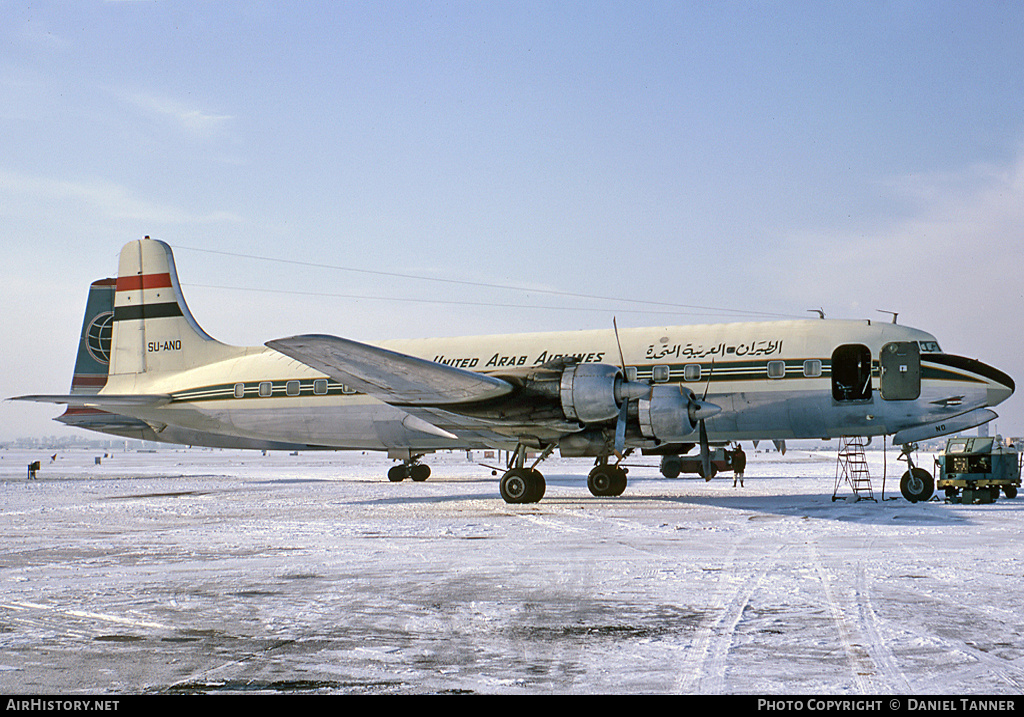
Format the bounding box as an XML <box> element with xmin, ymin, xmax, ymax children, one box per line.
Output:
<box><xmin>266</xmin><ymin>334</ymin><xmax>514</xmax><ymax>406</ymax></box>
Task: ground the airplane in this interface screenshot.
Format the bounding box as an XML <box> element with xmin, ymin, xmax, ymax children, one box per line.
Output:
<box><xmin>12</xmin><ymin>237</ymin><xmax>1015</xmax><ymax>504</ymax></box>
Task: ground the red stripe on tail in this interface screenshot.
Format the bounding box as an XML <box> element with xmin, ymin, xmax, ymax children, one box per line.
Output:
<box><xmin>116</xmin><ymin>273</ymin><xmax>173</xmax><ymax>292</ymax></box>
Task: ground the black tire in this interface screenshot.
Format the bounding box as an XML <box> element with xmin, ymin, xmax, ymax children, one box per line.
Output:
<box><xmin>588</xmin><ymin>466</ymin><xmax>627</xmax><ymax>497</ymax></box>
<box><xmin>1004</xmin><ymin>484</ymin><xmax>1018</xmax><ymax>499</ymax></box>
<box><xmin>527</xmin><ymin>469</ymin><xmax>546</xmax><ymax>503</ymax></box>
<box><xmin>610</xmin><ymin>467</ymin><xmax>627</xmax><ymax>496</ymax></box>
<box><xmin>388</xmin><ymin>465</ymin><xmax>407</xmax><ymax>482</ymax></box>
<box><xmin>410</xmin><ymin>464</ymin><xmax>431</xmax><ymax>482</ymax></box>
<box><xmin>660</xmin><ymin>457</ymin><xmax>681</xmax><ymax>479</ymax></box>
<box><xmin>501</xmin><ymin>468</ymin><xmax>541</xmax><ymax>504</ymax></box>
<box><xmin>900</xmin><ymin>468</ymin><xmax>934</xmax><ymax>503</ymax></box>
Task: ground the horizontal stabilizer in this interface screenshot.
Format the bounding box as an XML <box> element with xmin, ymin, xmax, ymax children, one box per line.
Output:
<box><xmin>10</xmin><ymin>394</ymin><xmax>171</xmax><ymax>407</ymax></box>
<box><xmin>266</xmin><ymin>334</ymin><xmax>514</xmax><ymax>406</ymax></box>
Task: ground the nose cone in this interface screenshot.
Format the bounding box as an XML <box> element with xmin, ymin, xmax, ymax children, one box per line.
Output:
<box><xmin>988</xmin><ymin>377</ymin><xmax>1015</xmax><ymax>408</ymax></box>
<box><xmin>978</xmin><ymin>360</ymin><xmax>1014</xmax><ymax>408</ymax></box>
<box><xmin>932</xmin><ymin>354</ymin><xmax>1014</xmax><ymax>408</ymax></box>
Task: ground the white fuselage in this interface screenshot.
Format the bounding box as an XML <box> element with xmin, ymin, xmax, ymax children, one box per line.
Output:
<box><xmin>99</xmin><ymin>318</ymin><xmax>1011</xmax><ymax>453</ymax></box>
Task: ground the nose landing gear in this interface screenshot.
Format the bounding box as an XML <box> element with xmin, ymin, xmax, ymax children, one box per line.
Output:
<box><xmin>898</xmin><ymin>443</ymin><xmax>934</xmax><ymax>503</ymax></box>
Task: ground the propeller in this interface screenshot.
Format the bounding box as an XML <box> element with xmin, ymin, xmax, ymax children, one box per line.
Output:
<box><xmin>697</xmin><ymin>361</ymin><xmax>715</xmax><ymax>480</ymax></box>
<box><xmin>611</xmin><ymin>318</ymin><xmax>650</xmax><ymax>456</ymax></box>
<box><xmin>612</xmin><ymin>318</ymin><xmax>629</xmax><ymax>456</ymax></box>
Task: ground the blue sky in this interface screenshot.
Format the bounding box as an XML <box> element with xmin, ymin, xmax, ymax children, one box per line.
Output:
<box><xmin>2</xmin><ymin>1</ymin><xmax>1023</xmax><ymax>440</ymax></box>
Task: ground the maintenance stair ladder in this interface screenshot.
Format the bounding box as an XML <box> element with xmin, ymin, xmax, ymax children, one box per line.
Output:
<box><xmin>833</xmin><ymin>436</ymin><xmax>876</xmax><ymax>502</ymax></box>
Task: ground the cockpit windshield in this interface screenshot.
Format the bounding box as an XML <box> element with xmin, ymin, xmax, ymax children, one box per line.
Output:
<box><xmin>918</xmin><ymin>340</ymin><xmax>942</xmax><ymax>353</ymax></box>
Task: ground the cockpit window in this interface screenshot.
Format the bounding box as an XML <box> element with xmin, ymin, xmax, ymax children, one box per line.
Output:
<box><xmin>918</xmin><ymin>341</ymin><xmax>941</xmax><ymax>353</ymax></box>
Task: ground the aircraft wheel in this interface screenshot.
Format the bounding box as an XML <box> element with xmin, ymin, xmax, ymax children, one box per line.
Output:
<box><xmin>588</xmin><ymin>466</ymin><xmax>627</xmax><ymax>497</ymax></box>
<box><xmin>900</xmin><ymin>468</ymin><xmax>934</xmax><ymax>503</ymax></box>
<box><xmin>1004</xmin><ymin>485</ymin><xmax>1018</xmax><ymax>499</ymax></box>
<box><xmin>500</xmin><ymin>468</ymin><xmax>544</xmax><ymax>504</ymax></box>
<box><xmin>611</xmin><ymin>467</ymin><xmax>627</xmax><ymax>496</ymax></box>
<box><xmin>660</xmin><ymin>456</ymin><xmax>681</xmax><ymax>479</ymax></box>
<box><xmin>529</xmin><ymin>469</ymin><xmax>546</xmax><ymax>502</ymax></box>
<box><xmin>410</xmin><ymin>464</ymin><xmax>431</xmax><ymax>482</ymax></box>
<box><xmin>388</xmin><ymin>465</ymin><xmax>408</xmax><ymax>482</ymax></box>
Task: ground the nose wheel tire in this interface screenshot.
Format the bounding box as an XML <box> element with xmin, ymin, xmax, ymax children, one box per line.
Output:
<box><xmin>900</xmin><ymin>467</ymin><xmax>934</xmax><ymax>503</ymax></box>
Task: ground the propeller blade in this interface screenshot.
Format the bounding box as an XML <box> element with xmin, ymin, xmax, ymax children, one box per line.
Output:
<box><xmin>699</xmin><ymin>419</ymin><xmax>712</xmax><ymax>481</ymax></box>
<box><xmin>702</xmin><ymin>359</ymin><xmax>715</xmax><ymax>400</ymax></box>
<box><xmin>612</xmin><ymin>317</ymin><xmax>626</xmax><ymax>372</ymax></box>
<box><xmin>614</xmin><ymin>400</ymin><xmax>627</xmax><ymax>456</ymax></box>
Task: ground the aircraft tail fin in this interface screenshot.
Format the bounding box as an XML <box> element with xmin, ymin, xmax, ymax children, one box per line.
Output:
<box><xmin>56</xmin><ymin>277</ymin><xmax>120</xmax><ymax>430</ymax></box>
<box><xmin>69</xmin><ymin>278</ymin><xmax>117</xmax><ymax>394</ymax></box>
<box><xmin>110</xmin><ymin>237</ymin><xmax>237</xmax><ymax>376</ymax></box>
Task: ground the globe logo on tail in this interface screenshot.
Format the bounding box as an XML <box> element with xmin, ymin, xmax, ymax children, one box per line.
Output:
<box><xmin>85</xmin><ymin>311</ymin><xmax>114</xmax><ymax>365</ymax></box>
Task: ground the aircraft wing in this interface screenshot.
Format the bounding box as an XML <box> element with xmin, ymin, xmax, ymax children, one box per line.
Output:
<box><xmin>266</xmin><ymin>334</ymin><xmax>515</xmax><ymax>406</ymax></box>
<box><xmin>10</xmin><ymin>394</ymin><xmax>171</xmax><ymax>407</ymax></box>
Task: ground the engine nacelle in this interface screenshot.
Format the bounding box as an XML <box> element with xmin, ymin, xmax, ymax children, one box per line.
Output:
<box><xmin>559</xmin><ymin>363</ymin><xmax>622</xmax><ymax>423</ymax></box>
<box><xmin>559</xmin><ymin>430</ymin><xmax>612</xmax><ymax>457</ymax></box>
<box><xmin>638</xmin><ymin>384</ymin><xmax>699</xmax><ymax>442</ymax></box>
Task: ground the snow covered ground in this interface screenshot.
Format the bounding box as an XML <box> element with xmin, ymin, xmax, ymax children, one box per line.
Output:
<box><xmin>1</xmin><ymin>446</ymin><xmax>1023</xmax><ymax>695</ymax></box>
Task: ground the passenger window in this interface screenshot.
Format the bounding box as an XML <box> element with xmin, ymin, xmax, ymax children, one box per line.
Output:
<box><xmin>233</xmin><ymin>382</ymin><xmax>245</xmax><ymax>398</ymax></box>
<box><xmin>803</xmin><ymin>360</ymin><xmax>822</xmax><ymax>378</ymax></box>
<box><xmin>258</xmin><ymin>381</ymin><xmax>272</xmax><ymax>397</ymax></box>
<box><xmin>286</xmin><ymin>380</ymin><xmax>300</xmax><ymax>397</ymax></box>
<box><xmin>652</xmin><ymin>365</ymin><xmax>670</xmax><ymax>383</ymax></box>
<box><xmin>624</xmin><ymin>367</ymin><xmax>638</xmax><ymax>382</ymax></box>
<box><xmin>767</xmin><ymin>360</ymin><xmax>786</xmax><ymax>379</ymax></box>
<box><xmin>313</xmin><ymin>379</ymin><xmax>328</xmax><ymax>395</ymax></box>
<box><xmin>683</xmin><ymin>364</ymin><xmax>702</xmax><ymax>382</ymax></box>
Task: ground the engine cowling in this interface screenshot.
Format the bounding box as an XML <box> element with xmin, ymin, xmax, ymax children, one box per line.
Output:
<box><xmin>559</xmin><ymin>363</ymin><xmax>622</xmax><ymax>423</ymax></box>
<box><xmin>638</xmin><ymin>384</ymin><xmax>702</xmax><ymax>442</ymax></box>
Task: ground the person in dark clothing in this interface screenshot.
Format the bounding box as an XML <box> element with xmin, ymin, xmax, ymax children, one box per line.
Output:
<box><xmin>731</xmin><ymin>444</ymin><xmax>746</xmax><ymax>487</ymax></box>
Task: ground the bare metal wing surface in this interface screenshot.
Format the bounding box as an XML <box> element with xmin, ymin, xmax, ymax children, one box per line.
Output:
<box><xmin>265</xmin><ymin>334</ymin><xmax>515</xmax><ymax>406</ymax></box>
<box><xmin>264</xmin><ymin>333</ymin><xmax>580</xmax><ymax>443</ymax></box>
<box><xmin>13</xmin><ymin>394</ymin><xmax>171</xmax><ymax>407</ymax></box>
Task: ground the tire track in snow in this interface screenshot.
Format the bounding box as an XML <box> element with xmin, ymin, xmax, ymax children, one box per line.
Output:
<box><xmin>807</xmin><ymin>542</ymin><xmax>879</xmax><ymax>693</ymax></box>
<box><xmin>854</xmin><ymin>561</ymin><xmax>913</xmax><ymax>693</ymax></box>
<box><xmin>673</xmin><ymin>538</ymin><xmax>784</xmax><ymax>694</ymax></box>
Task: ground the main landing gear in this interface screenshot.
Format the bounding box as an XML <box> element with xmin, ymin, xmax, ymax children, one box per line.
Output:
<box><xmin>497</xmin><ymin>445</ymin><xmax>632</xmax><ymax>504</ymax></box>
<box><xmin>499</xmin><ymin>445</ymin><xmax>550</xmax><ymax>504</ymax></box>
<box><xmin>388</xmin><ymin>456</ymin><xmax>431</xmax><ymax>482</ymax></box>
<box><xmin>587</xmin><ymin>457</ymin><xmax>628</xmax><ymax>497</ymax></box>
